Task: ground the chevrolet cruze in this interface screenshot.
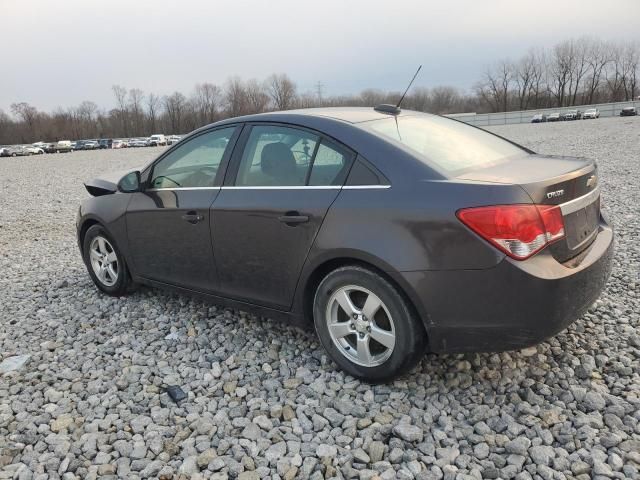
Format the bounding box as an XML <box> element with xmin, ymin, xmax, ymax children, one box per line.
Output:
<box><xmin>77</xmin><ymin>107</ymin><xmax>613</xmax><ymax>381</ymax></box>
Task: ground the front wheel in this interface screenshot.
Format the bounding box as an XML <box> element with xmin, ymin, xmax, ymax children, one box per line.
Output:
<box><xmin>82</xmin><ymin>225</ymin><xmax>133</xmax><ymax>296</ymax></box>
<box><xmin>313</xmin><ymin>266</ymin><xmax>427</xmax><ymax>382</ymax></box>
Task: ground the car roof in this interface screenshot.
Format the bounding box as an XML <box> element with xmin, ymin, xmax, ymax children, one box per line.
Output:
<box><xmin>214</xmin><ymin>107</ymin><xmax>419</xmax><ymax>126</ymax></box>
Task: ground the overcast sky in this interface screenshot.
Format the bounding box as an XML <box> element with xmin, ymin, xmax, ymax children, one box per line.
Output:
<box><xmin>1</xmin><ymin>0</ymin><xmax>639</xmax><ymax>113</ymax></box>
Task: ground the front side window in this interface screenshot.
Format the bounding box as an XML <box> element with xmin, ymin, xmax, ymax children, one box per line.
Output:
<box><xmin>364</xmin><ymin>115</ymin><xmax>525</xmax><ymax>174</ymax></box>
<box><xmin>150</xmin><ymin>127</ymin><xmax>236</xmax><ymax>189</ymax></box>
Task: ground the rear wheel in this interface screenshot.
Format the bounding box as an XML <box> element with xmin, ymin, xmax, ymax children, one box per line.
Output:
<box><xmin>313</xmin><ymin>265</ymin><xmax>427</xmax><ymax>382</ymax></box>
<box><xmin>82</xmin><ymin>225</ymin><xmax>133</xmax><ymax>296</ymax></box>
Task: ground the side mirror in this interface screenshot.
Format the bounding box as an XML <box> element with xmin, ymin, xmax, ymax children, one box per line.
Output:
<box><xmin>118</xmin><ymin>171</ymin><xmax>142</xmax><ymax>193</ymax></box>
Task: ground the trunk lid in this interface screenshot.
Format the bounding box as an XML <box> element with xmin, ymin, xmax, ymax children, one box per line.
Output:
<box><xmin>457</xmin><ymin>154</ymin><xmax>600</xmax><ymax>262</ymax></box>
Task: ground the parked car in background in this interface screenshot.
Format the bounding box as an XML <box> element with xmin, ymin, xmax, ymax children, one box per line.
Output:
<box><xmin>148</xmin><ymin>134</ymin><xmax>167</xmax><ymax>146</ymax></box>
<box><xmin>112</xmin><ymin>140</ymin><xmax>127</xmax><ymax>149</ymax></box>
<box><xmin>77</xmin><ymin>107</ymin><xmax>613</xmax><ymax>381</ymax></box>
<box><xmin>0</xmin><ymin>147</ymin><xmax>10</xmax><ymax>157</ymax></box>
<box><xmin>128</xmin><ymin>138</ymin><xmax>148</xmax><ymax>148</ymax></box>
<box><xmin>83</xmin><ymin>141</ymin><xmax>99</xmax><ymax>150</ymax></box>
<box><xmin>6</xmin><ymin>146</ymin><xmax>31</xmax><ymax>156</ymax></box>
<box><xmin>583</xmin><ymin>108</ymin><xmax>600</xmax><ymax>119</ymax></box>
<box><xmin>56</xmin><ymin>140</ymin><xmax>73</xmax><ymax>153</ymax></box>
<box><xmin>531</xmin><ymin>113</ymin><xmax>547</xmax><ymax>123</ymax></box>
<box><xmin>563</xmin><ymin>110</ymin><xmax>581</xmax><ymax>121</ymax></box>
<box><xmin>620</xmin><ymin>106</ymin><xmax>637</xmax><ymax>116</ymax></box>
<box><xmin>24</xmin><ymin>145</ymin><xmax>44</xmax><ymax>155</ymax></box>
<box><xmin>43</xmin><ymin>143</ymin><xmax>57</xmax><ymax>153</ymax></box>
<box><xmin>167</xmin><ymin>135</ymin><xmax>182</xmax><ymax>145</ymax></box>
<box><xmin>547</xmin><ymin>113</ymin><xmax>561</xmax><ymax>122</ymax></box>
<box><xmin>98</xmin><ymin>139</ymin><xmax>113</xmax><ymax>149</ymax></box>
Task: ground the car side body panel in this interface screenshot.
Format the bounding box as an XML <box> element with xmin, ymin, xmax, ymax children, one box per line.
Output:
<box><xmin>77</xmin><ymin>193</ymin><xmax>132</xmax><ymax>264</ymax></box>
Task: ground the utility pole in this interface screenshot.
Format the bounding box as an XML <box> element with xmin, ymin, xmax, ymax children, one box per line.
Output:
<box><xmin>315</xmin><ymin>81</ymin><xmax>324</xmax><ymax>104</ymax></box>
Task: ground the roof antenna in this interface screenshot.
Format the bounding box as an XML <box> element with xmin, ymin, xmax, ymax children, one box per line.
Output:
<box><xmin>374</xmin><ymin>65</ymin><xmax>422</xmax><ymax>115</ymax></box>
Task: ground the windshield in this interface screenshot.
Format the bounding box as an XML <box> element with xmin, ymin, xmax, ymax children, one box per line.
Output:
<box><xmin>363</xmin><ymin>115</ymin><xmax>526</xmax><ymax>173</ymax></box>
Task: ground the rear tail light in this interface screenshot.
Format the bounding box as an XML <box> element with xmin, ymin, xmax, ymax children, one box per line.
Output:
<box><xmin>456</xmin><ymin>204</ymin><xmax>565</xmax><ymax>260</ymax></box>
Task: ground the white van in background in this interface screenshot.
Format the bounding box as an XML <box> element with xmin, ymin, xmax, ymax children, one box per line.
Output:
<box><xmin>56</xmin><ymin>140</ymin><xmax>73</xmax><ymax>153</ymax></box>
<box><xmin>148</xmin><ymin>134</ymin><xmax>167</xmax><ymax>147</ymax></box>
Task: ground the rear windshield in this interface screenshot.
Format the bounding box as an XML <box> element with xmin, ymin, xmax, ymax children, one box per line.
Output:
<box><xmin>363</xmin><ymin>115</ymin><xmax>526</xmax><ymax>173</ymax></box>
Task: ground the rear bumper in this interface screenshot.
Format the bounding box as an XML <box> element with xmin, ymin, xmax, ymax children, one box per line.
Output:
<box><xmin>403</xmin><ymin>218</ymin><xmax>613</xmax><ymax>353</ymax></box>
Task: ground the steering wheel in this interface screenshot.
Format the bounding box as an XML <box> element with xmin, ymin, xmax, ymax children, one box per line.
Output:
<box><xmin>154</xmin><ymin>175</ymin><xmax>181</xmax><ymax>187</ymax></box>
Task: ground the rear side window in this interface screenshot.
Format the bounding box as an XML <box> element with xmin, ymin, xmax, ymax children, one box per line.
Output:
<box><xmin>236</xmin><ymin>126</ymin><xmax>318</xmax><ymax>186</ymax></box>
<box><xmin>308</xmin><ymin>141</ymin><xmax>351</xmax><ymax>186</ymax></box>
<box><xmin>234</xmin><ymin>125</ymin><xmax>353</xmax><ymax>187</ymax></box>
<box><xmin>364</xmin><ymin>115</ymin><xmax>525</xmax><ymax>173</ymax></box>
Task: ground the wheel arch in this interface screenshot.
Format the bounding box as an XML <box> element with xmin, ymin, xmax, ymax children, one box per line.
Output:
<box><xmin>78</xmin><ymin>217</ymin><xmax>102</xmax><ymax>248</ymax></box>
<box><xmin>297</xmin><ymin>252</ymin><xmax>430</xmax><ymax>341</ymax></box>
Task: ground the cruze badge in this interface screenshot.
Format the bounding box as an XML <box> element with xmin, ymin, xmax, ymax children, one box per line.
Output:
<box><xmin>586</xmin><ymin>175</ymin><xmax>597</xmax><ymax>188</ymax></box>
<box><xmin>546</xmin><ymin>189</ymin><xmax>564</xmax><ymax>199</ymax></box>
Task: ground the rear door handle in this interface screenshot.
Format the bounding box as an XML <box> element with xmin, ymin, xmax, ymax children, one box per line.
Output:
<box><xmin>278</xmin><ymin>212</ymin><xmax>309</xmax><ymax>225</ymax></box>
<box><xmin>181</xmin><ymin>211</ymin><xmax>204</xmax><ymax>224</ymax></box>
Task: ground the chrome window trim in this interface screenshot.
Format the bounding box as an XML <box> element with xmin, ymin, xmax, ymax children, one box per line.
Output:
<box><xmin>146</xmin><ymin>187</ymin><xmax>221</xmax><ymax>192</ymax></box>
<box><xmin>145</xmin><ymin>185</ymin><xmax>392</xmax><ymax>191</ymax></box>
<box><xmin>220</xmin><ymin>185</ymin><xmax>390</xmax><ymax>190</ymax></box>
<box><xmin>559</xmin><ymin>186</ymin><xmax>600</xmax><ymax>215</ymax></box>
<box><xmin>221</xmin><ymin>186</ymin><xmax>341</xmax><ymax>190</ymax></box>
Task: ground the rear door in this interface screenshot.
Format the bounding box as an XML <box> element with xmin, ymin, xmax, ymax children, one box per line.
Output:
<box><xmin>211</xmin><ymin>124</ymin><xmax>354</xmax><ymax>309</ymax></box>
<box><xmin>126</xmin><ymin>126</ymin><xmax>240</xmax><ymax>292</ymax></box>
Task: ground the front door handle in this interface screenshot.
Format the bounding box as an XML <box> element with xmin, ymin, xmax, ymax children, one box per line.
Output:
<box><xmin>182</xmin><ymin>211</ymin><xmax>204</xmax><ymax>224</ymax></box>
<box><xmin>278</xmin><ymin>212</ymin><xmax>309</xmax><ymax>226</ymax></box>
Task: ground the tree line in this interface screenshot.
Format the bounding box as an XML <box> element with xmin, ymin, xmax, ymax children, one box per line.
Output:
<box><xmin>1</xmin><ymin>37</ymin><xmax>638</xmax><ymax>145</ymax></box>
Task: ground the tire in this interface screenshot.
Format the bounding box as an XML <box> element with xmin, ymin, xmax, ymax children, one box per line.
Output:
<box><xmin>313</xmin><ymin>265</ymin><xmax>427</xmax><ymax>382</ymax></box>
<box><xmin>82</xmin><ymin>224</ymin><xmax>133</xmax><ymax>296</ymax></box>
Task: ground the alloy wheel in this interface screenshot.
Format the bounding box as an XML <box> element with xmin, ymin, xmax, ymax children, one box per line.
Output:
<box><xmin>89</xmin><ymin>236</ymin><xmax>119</xmax><ymax>287</ymax></box>
<box><xmin>326</xmin><ymin>285</ymin><xmax>396</xmax><ymax>367</ymax></box>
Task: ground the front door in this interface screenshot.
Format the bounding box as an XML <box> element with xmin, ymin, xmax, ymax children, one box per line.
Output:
<box><xmin>211</xmin><ymin>124</ymin><xmax>354</xmax><ymax>309</ymax></box>
<box><xmin>126</xmin><ymin>126</ymin><xmax>239</xmax><ymax>292</ymax></box>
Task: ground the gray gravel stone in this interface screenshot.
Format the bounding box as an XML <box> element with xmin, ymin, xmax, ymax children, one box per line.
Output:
<box><xmin>393</xmin><ymin>424</ymin><xmax>424</xmax><ymax>442</ymax></box>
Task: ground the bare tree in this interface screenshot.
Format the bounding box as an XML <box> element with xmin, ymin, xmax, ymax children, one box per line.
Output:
<box><xmin>112</xmin><ymin>85</ymin><xmax>129</xmax><ymax>137</ymax></box>
<box><xmin>146</xmin><ymin>93</ymin><xmax>160</xmax><ymax>134</ymax></box>
<box><xmin>568</xmin><ymin>39</ymin><xmax>590</xmax><ymax>105</ymax></box>
<box><xmin>193</xmin><ymin>83</ymin><xmax>222</xmax><ymax>124</ymax></box>
<box><xmin>224</xmin><ymin>77</ymin><xmax>249</xmax><ymax>117</ymax></box>
<box><xmin>360</xmin><ymin>89</ymin><xmax>386</xmax><ymax>107</ymax></box>
<box><xmin>584</xmin><ymin>39</ymin><xmax>611</xmax><ymax>104</ymax></box>
<box><xmin>429</xmin><ymin>86</ymin><xmax>460</xmax><ymax>114</ymax></box>
<box><xmin>163</xmin><ymin>92</ymin><xmax>187</xmax><ymax>134</ymax></box>
<box><xmin>10</xmin><ymin>102</ymin><xmax>39</xmax><ymax>139</ymax></box>
<box><xmin>476</xmin><ymin>60</ymin><xmax>513</xmax><ymax>112</ymax></box>
<box><xmin>77</xmin><ymin>101</ymin><xmax>98</xmax><ymax>138</ymax></box>
<box><xmin>408</xmin><ymin>87</ymin><xmax>430</xmax><ymax>112</ymax></box>
<box><xmin>606</xmin><ymin>44</ymin><xmax>626</xmax><ymax>101</ymax></box>
<box><xmin>129</xmin><ymin>88</ymin><xmax>145</xmax><ymax>136</ymax></box>
<box><xmin>245</xmin><ymin>79</ymin><xmax>270</xmax><ymax>114</ymax></box>
<box><xmin>266</xmin><ymin>73</ymin><xmax>297</xmax><ymax>110</ymax></box>
<box><xmin>548</xmin><ymin>40</ymin><xmax>575</xmax><ymax>106</ymax></box>
<box><xmin>621</xmin><ymin>41</ymin><xmax>640</xmax><ymax>100</ymax></box>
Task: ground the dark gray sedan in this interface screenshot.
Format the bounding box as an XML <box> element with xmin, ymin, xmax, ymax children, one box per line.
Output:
<box><xmin>77</xmin><ymin>107</ymin><xmax>613</xmax><ymax>381</ymax></box>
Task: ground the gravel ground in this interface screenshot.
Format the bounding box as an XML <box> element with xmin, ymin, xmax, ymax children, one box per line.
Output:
<box><xmin>1</xmin><ymin>117</ymin><xmax>639</xmax><ymax>480</ymax></box>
